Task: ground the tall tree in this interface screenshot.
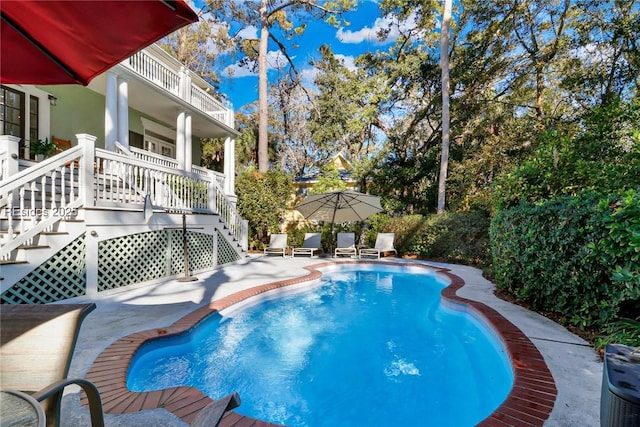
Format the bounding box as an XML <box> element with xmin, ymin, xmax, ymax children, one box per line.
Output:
<box><xmin>205</xmin><ymin>0</ymin><xmax>357</xmax><ymax>172</ymax></box>
<box><xmin>309</xmin><ymin>45</ymin><xmax>390</xmax><ymax>189</ymax></box>
<box><xmin>437</xmin><ymin>0</ymin><xmax>452</xmax><ymax>214</ymax></box>
<box><xmin>158</xmin><ymin>8</ymin><xmax>233</xmax><ymax>94</ymax></box>
<box><xmin>269</xmin><ymin>76</ymin><xmax>322</xmax><ymax>176</ymax></box>
<box><xmin>562</xmin><ymin>0</ymin><xmax>640</xmax><ymax>107</ymax></box>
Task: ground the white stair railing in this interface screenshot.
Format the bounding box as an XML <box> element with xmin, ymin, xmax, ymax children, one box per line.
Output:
<box><xmin>1</xmin><ymin>135</ymin><xmax>248</xmax><ymax>260</ymax></box>
<box><xmin>102</xmin><ymin>146</ymin><xmax>248</xmax><ymax>249</ymax></box>
<box><xmin>116</xmin><ymin>143</ymin><xmax>249</xmax><ymax>251</ymax></box>
<box><xmin>0</xmin><ymin>136</ymin><xmax>93</xmax><ymax>260</ymax></box>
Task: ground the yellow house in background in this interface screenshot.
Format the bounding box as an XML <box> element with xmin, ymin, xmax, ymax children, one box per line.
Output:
<box><xmin>292</xmin><ymin>152</ymin><xmax>357</xmax><ymax>197</ymax></box>
<box><xmin>284</xmin><ymin>152</ymin><xmax>357</xmax><ymax>229</ymax></box>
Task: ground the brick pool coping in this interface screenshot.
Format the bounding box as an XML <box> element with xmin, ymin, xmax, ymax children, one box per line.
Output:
<box><xmin>84</xmin><ymin>260</ymin><xmax>557</xmax><ymax>426</ymax></box>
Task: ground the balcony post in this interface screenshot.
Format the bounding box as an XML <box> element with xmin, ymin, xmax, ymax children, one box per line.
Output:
<box><xmin>176</xmin><ymin>110</ymin><xmax>186</xmax><ymax>170</ymax></box>
<box><xmin>179</xmin><ymin>66</ymin><xmax>191</xmax><ymax>102</ymax></box>
<box><xmin>104</xmin><ymin>71</ymin><xmax>117</xmax><ymax>151</ymax></box>
<box><xmin>77</xmin><ymin>133</ymin><xmax>96</xmax><ymax>208</ymax></box>
<box><xmin>117</xmin><ymin>76</ymin><xmax>129</xmax><ymax>149</ymax></box>
<box><xmin>185</xmin><ymin>112</ymin><xmax>192</xmax><ymax>172</ymax></box>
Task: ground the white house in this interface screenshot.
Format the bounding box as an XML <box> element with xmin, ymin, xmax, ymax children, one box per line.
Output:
<box><xmin>0</xmin><ymin>44</ymin><xmax>248</xmax><ymax>303</ymax></box>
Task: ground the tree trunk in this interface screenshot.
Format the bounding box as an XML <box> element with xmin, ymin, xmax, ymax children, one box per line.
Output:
<box><xmin>535</xmin><ymin>63</ymin><xmax>544</xmax><ymax>124</ymax></box>
<box><xmin>257</xmin><ymin>0</ymin><xmax>269</xmax><ymax>172</ymax></box>
<box><xmin>437</xmin><ymin>0</ymin><xmax>452</xmax><ymax>214</ymax></box>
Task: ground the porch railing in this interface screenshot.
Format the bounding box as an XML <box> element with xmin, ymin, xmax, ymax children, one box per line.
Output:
<box><xmin>1</xmin><ymin>135</ymin><xmax>248</xmax><ymax>259</ymax></box>
<box><xmin>126</xmin><ymin>49</ymin><xmax>180</xmax><ymax>96</ymax></box>
<box><xmin>122</xmin><ymin>49</ymin><xmax>234</xmax><ymax>127</ymax></box>
<box><xmin>0</xmin><ymin>135</ymin><xmax>89</xmax><ymax>259</ymax></box>
<box><xmin>126</xmin><ymin>146</ymin><xmax>179</xmax><ymax>169</ymax></box>
<box><xmin>107</xmin><ymin>145</ymin><xmax>247</xmax><ymax>249</ymax></box>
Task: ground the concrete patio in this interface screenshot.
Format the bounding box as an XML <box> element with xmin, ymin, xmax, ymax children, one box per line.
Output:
<box><xmin>58</xmin><ymin>255</ymin><xmax>603</xmax><ymax>426</ymax></box>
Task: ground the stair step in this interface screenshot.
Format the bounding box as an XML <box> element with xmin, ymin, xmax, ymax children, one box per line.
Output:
<box><xmin>17</xmin><ymin>244</ymin><xmax>50</xmax><ymax>250</ymax></box>
<box><xmin>0</xmin><ymin>259</ymin><xmax>28</xmax><ymax>265</ymax></box>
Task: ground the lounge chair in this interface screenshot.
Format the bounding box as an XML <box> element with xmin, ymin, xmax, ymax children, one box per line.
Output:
<box><xmin>264</xmin><ymin>233</ymin><xmax>288</xmax><ymax>257</ymax></box>
<box><xmin>334</xmin><ymin>232</ymin><xmax>357</xmax><ymax>258</ymax></box>
<box><xmin>292</xmin><ymin>233</ymin><xmax>324</xmax><ymax>258</ymax></box>
<box><xmin>359</xmin><ymin>232</ymin><xmax>397</xmax><ymax>259</ymax></box>
<box><xmin>0</xmin><ymin>303</ymin><xmax>104</xmax><ymax>427</ymax></box>
<box><xmin>190</xmin><ymin>392</ymin><xmax>241</xmax><ymax>427</ymax></box>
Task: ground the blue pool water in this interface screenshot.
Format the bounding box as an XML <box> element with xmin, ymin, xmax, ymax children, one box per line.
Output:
<box><xmin>127</xmin><ymin>265</ymin><xmax>513</xmax><ymax>426</ymax></box>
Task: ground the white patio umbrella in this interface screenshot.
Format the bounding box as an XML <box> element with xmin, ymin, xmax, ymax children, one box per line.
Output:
<box><xmin>294</xmin><ymin>191</ymin><xmax>383</xmax><ymax>252</ymax></box>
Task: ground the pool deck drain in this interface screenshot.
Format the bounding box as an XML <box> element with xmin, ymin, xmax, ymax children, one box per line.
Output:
<box><xmin>84</xmin><ymin>261</ymin><xmax>556</xmax><ymax>426</ymax></box>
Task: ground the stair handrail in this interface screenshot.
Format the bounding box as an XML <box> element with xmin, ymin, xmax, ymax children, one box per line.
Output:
<box><xmin>95</xmin><ymin>148</ymin><xmax>208</xmax><ymax>211</ymax></box>
<box><xmin>210</xmin><ymin>178</ymin><xmax>248</xmax><ymax>250</ymax></box>
<box><xmin>0</xmin><ymin>143</ymin><xmax>87</xmax><ymax>259</ymax></box>
<box><xmin>1</xmin><ymin>136</ymin><xmax>247</xmax><ymax>258</ymax></box>
<box><xmin>108</xmin><ymin>143</ymin><xmax>247</xmax><ymax>249</ymax></box>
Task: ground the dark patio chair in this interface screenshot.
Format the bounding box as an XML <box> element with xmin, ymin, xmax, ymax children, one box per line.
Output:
<box><xmin>0</xmin><ymin>303</ymin><xmax>104</xmax><ymax>427</ymax></box>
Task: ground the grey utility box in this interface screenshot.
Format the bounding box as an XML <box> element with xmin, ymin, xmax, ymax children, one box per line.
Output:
<box><xmin>601</xmin><ymin>344</ymin><xmax>640</xmax><ymax>427</ymax></box>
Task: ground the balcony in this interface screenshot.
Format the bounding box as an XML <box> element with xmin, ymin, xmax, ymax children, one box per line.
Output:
<box><xmin>116</xmin><ymin>45</ymin><xmax>234</xmax><ymax>132</ymax></box>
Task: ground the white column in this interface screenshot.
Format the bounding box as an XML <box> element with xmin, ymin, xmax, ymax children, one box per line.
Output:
<box><xmin>104</xmin><ymin>71</ymin><xmax>118</xmax><ymax>151</ymax></box>
<box><xmin>76</xmin><ymin>133</ymin><xmax>97</xmax><ymax>208</ymax></box>
<box><xmin>179</xmin><ymin>66</ymin><xmax>191</xmax><ymax>102</ymax></box>
<box><xmin>176</xmin><ymin>110</ymin><xmax>186</xmax><ymax>170</ymax></box>
<box><xmin>117</xmin><ymin>76</ymin><xmax>129</xmax><ymax>149</ymax></box>
<box><xmin>1</xmin><ymin>135</ymin><xmax>20</xmax><ymax>176</ymax></box>
<box><xmin>184</xmin><ymin>112</ymin><xmax>192</xmax><ymax>172</ymax></box>
<box><xmin>224</xmin><ymin>136</ymin><xmax>236</xmax><ymax>196</ymax></box>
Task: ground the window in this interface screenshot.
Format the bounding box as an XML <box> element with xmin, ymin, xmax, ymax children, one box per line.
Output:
<box><xmin>144</xmin><ymin>129</ymin><xmax>175</xmax><ymax>158</ymax></box>
<box><xmin>29</xmin><ymin>96</ymin><xmax>39</xmax><ymax>148</ymax></box>
<box><xmin>1</xmin><ymin>85</ymin><xmax>41</xmax><ymax>159</ymax></box>
<box><xmin>1</xmin><ymin>85</ymin><xmax>25</xmax><ymax>143</ymax></box>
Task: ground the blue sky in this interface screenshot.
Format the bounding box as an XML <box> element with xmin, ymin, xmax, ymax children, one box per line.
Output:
<box><xmin>204</xmin><ymin>1</ymin><xmax>410</xmax><ymax>109</ymax></box>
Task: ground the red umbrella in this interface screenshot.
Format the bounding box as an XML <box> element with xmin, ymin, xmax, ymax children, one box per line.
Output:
<box><xmin>1</xmin><ymin>0</ymin><xmax>198</xmax><ymax>86</ymax></box>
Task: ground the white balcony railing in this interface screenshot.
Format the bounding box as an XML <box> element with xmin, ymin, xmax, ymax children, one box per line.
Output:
<box><xmin>127</xmin><ymin>50</ymin><xmax>181</xmax><ymax>96</ymax></box>
<box><xmin>123</xmin><ymin>49</ymin><xmax>234</xmax><ymax>127</ymax></box>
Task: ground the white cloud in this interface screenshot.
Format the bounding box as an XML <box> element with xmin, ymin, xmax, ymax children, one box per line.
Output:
<box><xmin>296</xmin><ymin>53</ymin><xmax>356</xmax><ymax>88</ymax></box>
<box><xmin>267</xmin><ymin>50</ymin><xmax>288</xmax><ymax>69</ymax></box>
<box><xmin>334</xmin><ymin>54</ymin><xmax>357</xmax><ymax>71</ymax></box>
<box><xmin>336</xmin><ymin>12</ymin><xmax>420</xmax><ymax>45</ymax></box>
<box><xmin>222</xmin><ymin>50</ymin><xmax>289</xmax><ymax>78</ymax></box>
<box><xmin>237</xmin><ymin>26</ymin><xmax>258</xmax><ymax>40</ymax></box>
<box><xmin>223</xmin><ymin>62</ymin><xmax>254</xmax><ymax>78</ymax></box>
<box><xmin>299</xmin><ymin>67</ymin><xmax>319</xmax><ymax>86</ymax></box>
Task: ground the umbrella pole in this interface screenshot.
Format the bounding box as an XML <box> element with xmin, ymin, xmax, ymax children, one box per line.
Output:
<box><xmin>177</xmin><ymin>212</ymin><xmax>198</xmax><ymax>282</ymax></box>
<box><xmin>329</xmin><ymin>194</ymin><xmax>339</xmax><ymax>257</ymax></box>
<box><xmin>329</xmin><ymin>222</ymin><xmax>335</xmax><ymax>256</ymax></box>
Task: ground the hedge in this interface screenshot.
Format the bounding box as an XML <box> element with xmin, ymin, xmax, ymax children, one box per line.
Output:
<box><xmin>367</xmin><ymin>210</ymin><xmax>492</xmax><ymax>268</ymax></box>
<box><xmin>490</xmin><ymin>189</ymin><xmax>639</xmax><ymax>329</ymax></box>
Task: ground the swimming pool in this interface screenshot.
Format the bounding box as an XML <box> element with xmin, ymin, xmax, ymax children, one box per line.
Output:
<box><xmin>127</xmin><ymin>264</ymin><xmax>514</xmax><ymax>426</ymax></box>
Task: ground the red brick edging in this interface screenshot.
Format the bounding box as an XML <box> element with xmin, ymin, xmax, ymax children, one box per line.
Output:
<box><xmin>84</xmin><ymin>261</ymin><xmax>556</xmax><ymax>426</ymax></box>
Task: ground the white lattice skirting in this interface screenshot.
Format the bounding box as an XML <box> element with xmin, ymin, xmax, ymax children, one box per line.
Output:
<box><xmin>1</xmin><ymin>230</ymin><xmax>240</xmax><ymax>304</ymax></box>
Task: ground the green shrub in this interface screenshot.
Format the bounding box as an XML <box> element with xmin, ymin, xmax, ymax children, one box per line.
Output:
<box><xmin>595</xmin><ymin>318</ymin><xmax>640</xmax><ymax>349</ymax></box>
<box><xmin>493</xmin><ymin>98</ymin><xmax>639</xmax><ymax>210</ymax></box>
<box><xmin>490</xmin><ymin>189</ymin><xmax>640</xmax><ymax>329</ymax></box>
<box><xmin>236</xmin><ymin>167</ymin><xmax>292</xmax><ymax>246</ymax></box>
<box><xmin>366</xmin><ymin>210</ymin><xmax>492</xmax><ymax>267</ymax></box>
<box><xmin>594</xmin><ymin>190</ymin><xmax>640</xmax><ymax>319</ymax></box>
